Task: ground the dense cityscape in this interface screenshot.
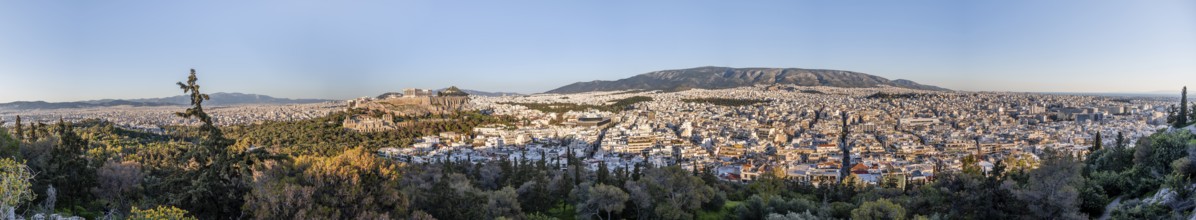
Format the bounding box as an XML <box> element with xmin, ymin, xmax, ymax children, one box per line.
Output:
<box><xmin>8</xmin><ymin>85</ymin><xmax>1170</xmax><ymax>187</ymax></box>
<box><xmin>8</xmin><ymin>85</ymin><xmax>1172</xmax><ymax>188</ymax></box>
<box><xmin>3</xmin><ymin>1</ymin><xmax>1195</xmax><ymax>220</ymax></box>
<box><xmin>393</xmin><ymin>85</ymin><xmax>1170</xmax><ymax>186</ymax></box>
<box><xmin>3</xmin><ymin>81</ymin><xmax>1193</xmax><ymax>219</ymax></box>
<box><xmin>4</xmin><ymin>84</ymin><xmax>1172</xmax><ymax>185</ymax></box>
<box><xmin>0</xmin><ymin>103</ymin><xmax>343</xmax><ymax>132</ymax></box>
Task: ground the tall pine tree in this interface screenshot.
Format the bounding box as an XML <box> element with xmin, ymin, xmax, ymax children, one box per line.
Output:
<box><xmin>167</xmin><ymin>69</ymin><xmax>261</xmax><ymax>219</ymax></box>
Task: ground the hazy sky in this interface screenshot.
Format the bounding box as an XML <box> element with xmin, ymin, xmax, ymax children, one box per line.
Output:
<box><xmin>1</xmin><ymin>0</ymin><xmax>1194</xmax><ymax>102</ymax></box>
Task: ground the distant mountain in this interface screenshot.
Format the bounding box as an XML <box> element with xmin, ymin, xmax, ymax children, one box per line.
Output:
<box><xmin>0</xmin><ymin>100</ymin><xmax>175</xmax><ymax>111</ymax></box>
<box><xmin>124</xmin><ymin>92</ymin><xmax>331</xmax><ymax>106</ymax></box>
<box><xmin>0</xmin><ymin>92</ymin><xmax>331</xmax><ymax>111</ymax></box>
<box><xmin>435</xmin><ymin>88</ymin><xmax>523</xmax><ymax>97</ymax></box>
<box><xmin>546</xmin><ymin>66</ymin><xmax>950</xmax><ymax>94</ymax></box>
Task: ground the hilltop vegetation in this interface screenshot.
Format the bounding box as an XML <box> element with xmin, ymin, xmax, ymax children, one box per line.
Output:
<box><xmin>224</xmin><ymin>110</ymin><xmax>511</xmax><ymax>157</ymax></box>
<box><xmin>681</xmin><ymin>98</ymin><xmax>771</xmax><ymax>107</ymax></box>
<box><xmin>501</xmin><ymin>96</ymin><xmax>653</xmax><ymax>115</ymax></box>
<box><xmin>865</xmin><ymin>92</ymin><xmax>935</xmax><ymax>100</ymax></box>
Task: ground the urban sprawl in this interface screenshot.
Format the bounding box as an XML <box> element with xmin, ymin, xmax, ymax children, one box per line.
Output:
<box><xmin>5</xmin><ymin>85</ymin><xmax>1173</xmax><ymax>186</ymax></box>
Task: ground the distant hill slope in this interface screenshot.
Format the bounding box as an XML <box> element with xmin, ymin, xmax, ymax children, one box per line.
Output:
<box><xmin>546</xmin><ymin>66</ymin><xmax>949</xmax><ymax>93</ymax></box>
<box><xmin>435</xmin><ymin>88</ymin><xmax>523</xmax><ymax>97</ymax></box>
<box><xmin>0</xmin><ymin>92</ymin><xmax>331</xmax><ymax>111</ymax></box>
<box><xmin>890</xmin><ymin>79</ymin><xmax>950</xmax><ymax>91</ymax></box>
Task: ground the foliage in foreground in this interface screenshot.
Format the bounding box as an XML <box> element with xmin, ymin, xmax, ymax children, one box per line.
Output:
<box><xmin>3</xmin><ymin>113</ymin><xmax>1195</xmax><ymax>219</ymax></box>
<box><xmin>128</xmin><ymin>206</ymin><xmax>196</xmax><ymax>220</ymax></box>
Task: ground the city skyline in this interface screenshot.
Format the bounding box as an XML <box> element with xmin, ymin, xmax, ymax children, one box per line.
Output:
<box><xmin>2</xmin><ymin>0</ymin><xmax>1195</xmax><ymax>103</ymax></box>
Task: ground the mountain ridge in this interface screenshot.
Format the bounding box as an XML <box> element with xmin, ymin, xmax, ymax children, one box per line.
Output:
<box><xmin>0</xmin><ymin>92</ymin><xmax>331</xmax><ymax>111</ymax></box>
<box><xmin>123</xmin><ymin>92</ymin><xmax>331</xmax><ymax>106</ymax></box>
<box><xmin>547</xmin><ymin>66</ymin><xmax>950</xmax><ymax>93</ymax></box>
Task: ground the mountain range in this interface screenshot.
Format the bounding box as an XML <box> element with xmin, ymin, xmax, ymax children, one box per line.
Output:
<box><xmin>0</xmin><ymin>100</ymin><xmax>176</xmax><ymax>111</ymax></box>
<box><xmin>0</xmin><ymin>92</ymin><xmax>332</xmax><ymax>111</ymax></box>
<box><xmin>118</xmin><ymin>92</ymin><xmax>331</xmax><ymax>106</ymax></box>
<box><xmin>547</xmin><ymin>66</ymin><xmax>949</xmax><ymax>94</ymax></box>
<box><xmin>440</xmin><ymin>88</ymin><xmax>523</xmax><ymax>97</ymax></box>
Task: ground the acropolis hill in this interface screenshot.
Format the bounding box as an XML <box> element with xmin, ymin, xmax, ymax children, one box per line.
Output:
<box><xmin>342</xmin><ymin>86</ymin><xmax>471</xmax><ymax>132</ymax></box>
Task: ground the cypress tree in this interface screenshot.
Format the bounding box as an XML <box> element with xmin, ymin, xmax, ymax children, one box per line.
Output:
<box><xmin>13</xmin><ymin>115</ymin><xmax>21</xmax><ymax>141</ymax></box>
<box><xmin>1179</xmin><ymin>86</ymin><xmax>1189</xmax><ymax>127</ymax></box>
<box><xmin>839</xmin><ymin>111</ymin><xmax>851</xmax><ymax>185</ymax></box>
<box><xmin>975</xmin><ymin>136</ymin><xmax>982</xmax><ymax>156</ymax></box>
<box><xmin>1092</xmin><ymin>132</ymin><xmax>1102</xmax><ymax>152</ymax></box>
<box><xmin>567</xmin><ymin>148</ymin><xmax>581</xmax><ymax>185</ymax></box>
<box><xmin>554</xmin><ymin>151</ymin><xmax>561</xmax><ymax>169</ymax></box>
<box><xmin>28</xmin><ymin>122</ymin><xmax>37</xmax><ymax>140</ymax></box>
<box><xmin>443</xmin><ymin>151</ymin><xmax>454</xmax><ymax>173</ymax></box>
<box><xmin>518</xmin><ymin>150</ymin><xmax>529</xmax><ymax>183</ymax></box>
<box><xmin>556</xmin><ymin>165</ymin><xmax>573</xmax><ymax>210</ymax></box>
<box><xmin>573</xmin><ymin>162</ymin><xmax>582</xmax><ymax>186</ymax></box>
<box><xmin>1116</xmin><ymin>132</ymin><xmax>1125</xmax><ymax>148</ymax></box>
<box><xmin>499</xmin><ymin>156</ymin><xmax>513</xmax><ymax>187</ymax></box>
<box><xmin>632</xmin><ymin>162</ymin><xmax>641</xmax><ymax>181</ymax></box>
<box><xmin>538</xmin><ymin>150</ymin><xmax>547</xmax><ymax>170</ymax></box>
<box><xmin>596</xmin><ymin>161</ymin><xmax>609</xmax><ymax>185</ymax></box>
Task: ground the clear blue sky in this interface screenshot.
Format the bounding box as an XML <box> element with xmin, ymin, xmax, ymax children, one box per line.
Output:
<box><xmin>1</xmin><ymin>0</ymin><xmax>1194</xmax><ymax>102</ymax></box>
